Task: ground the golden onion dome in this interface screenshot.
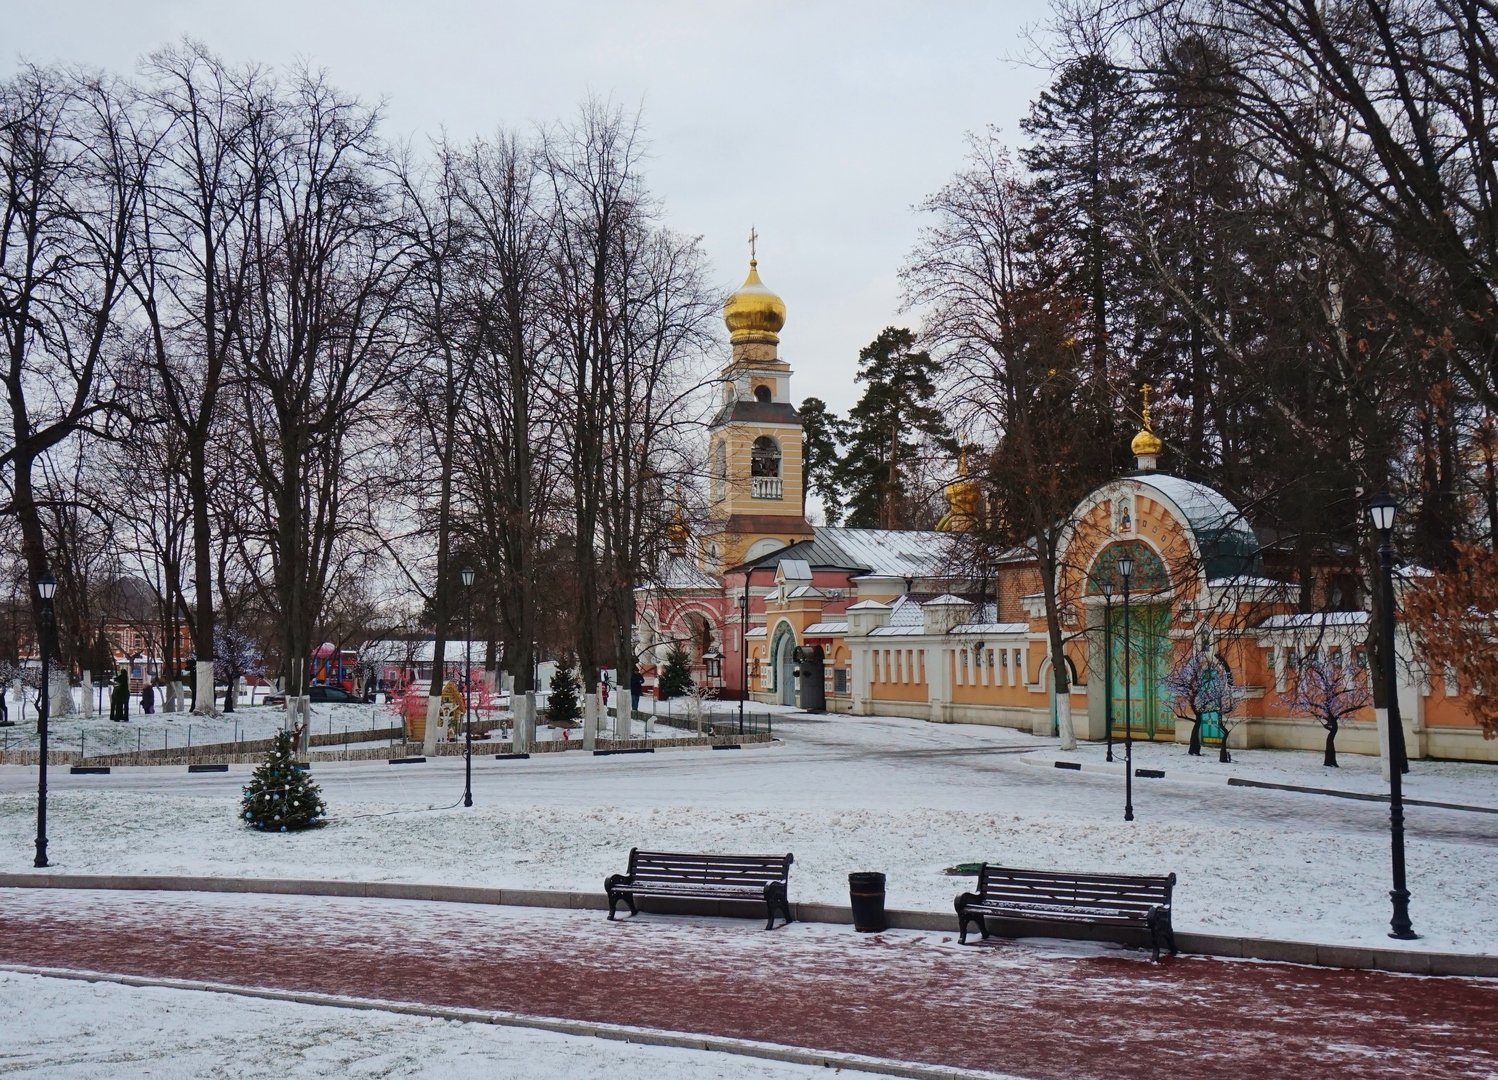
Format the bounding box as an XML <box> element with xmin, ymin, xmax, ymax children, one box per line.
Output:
<box><xmin>666</xmin><ymin>499</ymin><xmax>690</xmax><ymax>551</ymax></box>
<box><xmin>937</xmin><ymin>450</ymin><xmax>981</xmax><ymax>532</ymax></box>
<box><xmin>1131</xmin><ymin>383</ymin><xmax>1163</xmax><ymax>458</ymax></box>
<box><xmin>1131</xmin><ymin>427</ymin><xmax>1164</xmax><ymax>457</ymax></box>
<box><xmin>723</xmin><ymin>259</ymin><xmax>786</xmax><ymax>344</ymax></box>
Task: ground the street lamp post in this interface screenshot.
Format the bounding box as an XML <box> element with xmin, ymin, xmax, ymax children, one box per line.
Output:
<box><xmin>1119</xmin><ymin>554</ymin><xmax>1135</xmax><ymax>823</ymax></box>
<box><xmin>34</xmin><ymin>571</ymin><xmax>57</xmax><ymax>868</ymax></box>
<box><xmin>1369</xmin><ymin>492</ymin><xmax>1416</xmax><ymax>940</ymax></box>
<box><xmin>1102</xmin><ymin>580</ymin><xmax>1115</xmax><ymax>763</ymax></box>
<box><xmin>738</xmin><ymin>579</ymin><xmax>749</xmax><ymax>736</ymax></box>
<box><xmin>461</xmin><ymin>566</ymin><xmax>475</xmax><ymax>809</ymax></box>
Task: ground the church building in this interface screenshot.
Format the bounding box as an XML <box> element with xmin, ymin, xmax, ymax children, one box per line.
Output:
<box><xmin>634</xmin><ymin>253</ymin><xmax>1494</xmax><ymax>763</ymax></box>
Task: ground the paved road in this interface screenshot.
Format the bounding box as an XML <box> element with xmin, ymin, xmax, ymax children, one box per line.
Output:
<box><xmin>2</xmin><ymin>887</ymin><xmax>1495</xmax><ymax>1080</ymax></box>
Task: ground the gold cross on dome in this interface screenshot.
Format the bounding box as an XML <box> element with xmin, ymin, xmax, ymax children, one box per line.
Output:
<box><xmin>748</xmin><ymin>226</ymin><xmax>758</xmax><ymax>264</ymax></box>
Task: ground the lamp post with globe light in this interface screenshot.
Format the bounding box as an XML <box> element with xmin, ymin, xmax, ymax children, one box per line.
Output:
<box><xmin>34</xmin><ymin>571</ymin><xmax>57</xmax><ymax>868</ymax></box>
<box><xmin>1119</xmin><ymin>553</ymin><xmax>1135</xmax><ymax>823</ymax></box>
<box><xmin>461</xmin><ymin>566</ymin><xmax>475</xmax><ymax>808</ymax></box>
<box><xmin>1102</xmin><ymin>580</ymin><xmax>1115</xmax><ymax>763</ymax></box>
<box><xmin>1368</xmin><ymin>492</ymin><xmax>1416</xmax><ymax>940</ymax></box>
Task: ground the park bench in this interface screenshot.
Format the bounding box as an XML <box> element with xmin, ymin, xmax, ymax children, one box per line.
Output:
<box><xmin>955</xmin><ymin>864</ymin><xmax>1177</xmax><ymax>960</ymax></box>
<box><xmin>605</xmin><ymin>849</ymin><xmax>794</xmax><ymax>930</ymax></box>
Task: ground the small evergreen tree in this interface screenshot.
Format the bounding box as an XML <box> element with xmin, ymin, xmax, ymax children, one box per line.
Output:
<box><xmin>657</xmin><ymin>644</ymin><xmax>694</xmax><ymax>700</ymax></box>
<box><xmin>548</xmin><ymin>657</ymin><xmax>582</xmax><ymax>725</ymax></box>
<box><xmin>242</xmin><ymin>730</ymin><xmax>326</xmax><ymax>831</ymax></box>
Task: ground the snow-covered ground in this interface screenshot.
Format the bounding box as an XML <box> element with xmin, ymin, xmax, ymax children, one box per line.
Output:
<box><xmin>0</xmin><ymin>970</ymin><xmax>901</xmax><ymax>1079</ymax></box>
<box><xmin>1</xmin><ymin>711</ymin><xmax>1495</xmax><ymax>955</ymax></box>
<box><xmin>0</xmin><ymin>695</ymin><xmax>741</xmax><ymax>757</ymax></box>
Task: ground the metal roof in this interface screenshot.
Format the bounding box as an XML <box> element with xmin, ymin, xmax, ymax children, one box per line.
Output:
<box><xmin>803</xmin><ymin>621</ymin><xmax>849</xmax><ymax>636</ymax></box>
<box><xmin>731</xmin><ymin>527</ymin><xmax>956</xmax><ymax>577</ymax></box>
<box><xmin>1131</xmin><ymin>474</ymin><xmax>1260</xmax><ymax>578</ymax></box>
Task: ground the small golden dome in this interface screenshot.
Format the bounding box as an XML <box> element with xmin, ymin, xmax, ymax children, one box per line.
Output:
<box><xmin>666</xmin><ymin>500</ymin><xmax>690</xmax><ymax>551</ymax></box>
<box><xmin>723</xmin><ymin>259</ymin><xmax>786</xmax><ymax>345</ymax></box>
<box><xmin>937</xmin><ymin>450</ymin><xmax>981</xmax><ymax>532</ymax></box>
<box><xmin>1131</xmin><ymin>428</ymin><xmax>1163</xmax><ymax>457</ymax></box>
<box><xmin>1131</xmin><ymin>383</ymin><xmax>1163</xmax><ymax>459</ymax></box>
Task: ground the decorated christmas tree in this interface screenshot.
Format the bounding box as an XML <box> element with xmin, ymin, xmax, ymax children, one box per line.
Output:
<box><xmin>242</xmin><ymin>730</ymin><xmax>326</xmax><ymax>832</ymax></box>
<box><xmin>657</xmin><ymin>644</ymin><xmax>694</xmax><ymax>700</ymax></box>
<box><xmin>548</xmin><ymin>658</ymin><xmax>582</xmax><ymax>725</ymax></box>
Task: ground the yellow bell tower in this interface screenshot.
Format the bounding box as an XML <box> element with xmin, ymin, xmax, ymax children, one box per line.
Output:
<box><xmin>703</xmin><ymin>233</ymin><xmax>814</xmax><ymax>571</ymax></box>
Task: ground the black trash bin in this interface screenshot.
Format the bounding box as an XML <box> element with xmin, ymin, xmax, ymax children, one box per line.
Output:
<box><xmin>849</xmin><ymin>872</ymin><xmax>887</xmax><ymax>933</ymax></box>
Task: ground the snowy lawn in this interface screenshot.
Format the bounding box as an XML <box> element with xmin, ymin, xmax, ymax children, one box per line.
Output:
<box><xmin>1042</xmin><ymin>737</ymin><xmax>1498</xmax><ymax>806</ymax></box>
<box><xmin>1</xmin><ymin>711</ymin><xmax>1495</xmax><ymax>955</ymax></box>
<box><xmin>0</xmin><ymin>970</ymin><xmax>903</xmax><ymax>1080</ymax></box>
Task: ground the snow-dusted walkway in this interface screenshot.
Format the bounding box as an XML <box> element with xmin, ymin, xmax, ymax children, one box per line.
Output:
<box><xmin>2</xmin><ymin>887</ymin><xmax>1496</xmax><ymax>1080</ymax></box>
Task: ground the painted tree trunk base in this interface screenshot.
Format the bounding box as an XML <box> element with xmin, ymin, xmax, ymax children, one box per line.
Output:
<box><xmin>79</xmin><ymin>671</ymin><xmax>94</xmax><ymax>718</ymax></box>
<box><xmin>164</xmin><ymin>681</ymin><xmax>184</xmax><ymax>713</ymax></box>
<box><xmin>422</xmin><ymin>696</ymin><xmax>442</xmax><ymax>756</ymax></box>
<box><xmin>193</xmin><ymin>661</ymin><xmax>217</xmax><ymax>716</ymax></box>
<box><xmin>1055</xmin><ymin>693</ymin><xmax>1076</xmax><ymax>752</ymax></box>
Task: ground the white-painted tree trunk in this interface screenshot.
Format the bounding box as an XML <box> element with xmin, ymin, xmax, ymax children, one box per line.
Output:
<box><xmin>582</xmin><ymin>693</ymin><xmax>598</xmax><ymax>751</ymax></box>
<box><xmin>194</xmin><ymin>660</ymin><xmax>217</xmax><ymax>716</ymax></box>
<box><xmin>79</xmin><ymin>670</ymin><xmax>94</xmax><ymax>717</ymax></box>
<box><xmin>1055</xmin><ymin>690</ymin><xmax>1077</xmax><ymax>751</ymax></box>
<box><xmin>422</xmin><ymin>695</ymin><xmax>441</xmax><ymax>755</ymax></box>
<box><xmin>1375</xmin><ymin>706</ymin><xmax>1392</xmax><ymax>782</ymax></box>
<box><xmin>615</xmin><ymin>688</ymin><xmax>630</xmax><ymax>739</ymax></box>
<box><xmin>49</xmin><ymin>670</ymin><xmax>75</xmax><ymax>717</ymax></box>
<box><xmin>165</xmin><ymin>681</ymin><xmax>183</xmax><ymax>713</ymax></box>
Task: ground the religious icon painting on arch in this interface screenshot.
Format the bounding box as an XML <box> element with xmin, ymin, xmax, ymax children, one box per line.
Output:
<box><xmin>1113</xmin><ymin>494</ymin><xmax>1134</xmax><ymax>537</ymax></box>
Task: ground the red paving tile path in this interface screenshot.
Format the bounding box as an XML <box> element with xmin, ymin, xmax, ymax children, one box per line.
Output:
<box><xmin>2</xmin><ymin>888</ymin><xmax>1496</xmax><ymax>1080</ymax></box>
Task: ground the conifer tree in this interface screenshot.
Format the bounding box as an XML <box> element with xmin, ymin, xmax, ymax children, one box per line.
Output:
<box><xmin>547</xmin><ymin>657</ymin><xmax>582</xmax><ymax>725</ymax></box>
<box><xmin>241</xmin><ymin>730</ymin><xmax>326</xmax><ymax>831</ymax></box>
<box><xmin>837</xmin><ymin>327</ymin><xmax>955</xmax><ymax>529</ymax></box>
<box><xmin>657</xmin><ymin>644</ymin><xmax>693</xmax><ymax>700</ymax></box>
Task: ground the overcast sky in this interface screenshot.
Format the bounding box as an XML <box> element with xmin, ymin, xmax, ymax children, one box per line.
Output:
<box><xmin>9</xmin><ymin>1</ymin><xmax>1057</xmax><ymax>414</ymax></box>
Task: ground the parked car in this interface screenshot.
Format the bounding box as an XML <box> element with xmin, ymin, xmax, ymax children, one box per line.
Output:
<box><xmin>264</xmin><ymin>685</ymin><xmax>372</xmax><ymax>706</ymax></box>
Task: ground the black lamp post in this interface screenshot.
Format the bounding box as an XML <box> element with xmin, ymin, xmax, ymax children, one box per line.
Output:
<box><xmin>1102</xmin><ymin>580</ymin><xmax>1115</xmax><ymax>763</ymax></box>
<box><xmin>1119</xmin><ymin>553</ymin><xmax>1135</xmax><ymax>823</ymax></box>
<box><xmin>461</xmin><ymin>566</ymin><xmax>475</xmax><ymax>808</ymax></box>
<box><xmin>738</xmin><ymin>580</ymin><xmax>749</xmax><ymax>736</ymax></box>
<box><xmin>1369</xmin><ymin>491</ymin><xmax>1416</xmax><ymax>939</ymax></box>
<box><xmin>34</xmin><ymin>571</ymin><xmax>57</xmax><ymax>868</ymax></box>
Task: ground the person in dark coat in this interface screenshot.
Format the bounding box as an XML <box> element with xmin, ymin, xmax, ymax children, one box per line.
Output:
<box><xmin>629</xmin><ymin>667</ymin><xmax>644</xmax><ymax>715</ymax></box>
<box><xmin>110</xmin><ymin>672</ymin><xmax>129</xmax><ymax>722</ymax></box>
<box><xmin>141</xmin><ymin>680</ymin><xmax>156</xmax><ymax>715</ymax></box>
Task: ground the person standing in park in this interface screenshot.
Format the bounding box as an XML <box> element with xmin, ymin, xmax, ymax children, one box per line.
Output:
<box><xmin>630</xmin><ymin>667</ymin><xmax>644</xmax><ymax>715</ymax></box>
<box><xmin>141</xmin><ymin>679</ymin><xmax>156</xmax><ymax>715</ymax></box>
<box><xmin>110</xmin><ymin>672</ymin><xmax>129</xmax><ymax>723</ymax></box>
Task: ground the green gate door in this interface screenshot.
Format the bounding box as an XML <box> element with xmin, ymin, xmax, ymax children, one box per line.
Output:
<box><xmin>1109</xmin><ymin>604</ymin><xmax>1174</xmax><ymax>740</ymax></box>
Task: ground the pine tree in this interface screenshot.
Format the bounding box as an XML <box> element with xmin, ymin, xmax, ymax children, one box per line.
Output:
<box><xmin>547</xmin><ymin>657</ymin><xmax>582</xmax><ymax>725</ymax></box>
<box><xmin>837</xmin><ymin>327</ymin><xmax>955</xmax><ymax>529</ymax></box>
<box><xmin>799</xmin><ymin>396</ymin><xmax>847</xmax><ymax>525</ymax></box>
<box><xmin>657</xmin><ymin>644</ymin><xmax>693</xmax><ymax>700</ymax></box>
<box><xmin>241</xmin><ymin>730</ymin><xmax>326</xmax><ymax>832</ymax></box>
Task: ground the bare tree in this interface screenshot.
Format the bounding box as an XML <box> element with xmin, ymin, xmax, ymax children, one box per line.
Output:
<box><xmin>230</xmin><ymin>69</ymin><xmax>413</xmax><ymax>736</ymax></box>
<box><xmin>0</xmin><ymin>66</ymin><xmax>142</xmax><ymax>640</ymax></box>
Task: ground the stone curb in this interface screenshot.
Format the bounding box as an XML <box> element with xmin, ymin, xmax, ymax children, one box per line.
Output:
<box><xmin>0</xmin><ymin>963</ymin><xmax>1002</xmax><ymax>1080</ymax></box>
<box><xmin>1022</xmin><ymin>753</ymin><xmax>1498</xmax><ymax>816</ymax></box>
<box><xmin>2</xmin><ymin>873</ymin><xmax>1493</xmax><ymax>979</ymax></box>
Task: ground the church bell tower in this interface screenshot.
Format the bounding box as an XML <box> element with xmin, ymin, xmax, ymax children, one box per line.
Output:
<box><xmin>702</xmin><ymin>235</ymin><xmax>815</xmax><ymax>571</ymax></box>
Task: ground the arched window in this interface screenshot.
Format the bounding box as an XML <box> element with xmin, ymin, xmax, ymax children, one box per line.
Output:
<box><xmin>751</xmin><ymin>436</ymin><xmax>781</xmax><ymax>478</ymax></box>
<box><xmin>754</xmin><ymin>384</ymin><xmax>773</xmax><ymax>403</ymax></box>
